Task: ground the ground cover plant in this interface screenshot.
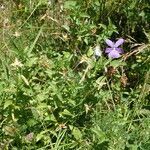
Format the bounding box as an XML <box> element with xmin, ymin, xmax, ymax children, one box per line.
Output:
<box><xmin>0</xmin><ymin>0</ymin><xmax>150</xmax><ymax>149</ymax></box>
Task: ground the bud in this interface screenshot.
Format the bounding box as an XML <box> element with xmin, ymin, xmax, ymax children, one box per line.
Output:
<box><xmin>94</xmin><ymin>45</ymin><xmax>102</xmax><ymax>59</ymax></box>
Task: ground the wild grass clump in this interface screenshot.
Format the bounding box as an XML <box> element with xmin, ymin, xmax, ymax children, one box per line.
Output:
<box><xmin>0</xmin><ymin>0</ymin><xmax>149</xmax><ymax>149</ymax></box>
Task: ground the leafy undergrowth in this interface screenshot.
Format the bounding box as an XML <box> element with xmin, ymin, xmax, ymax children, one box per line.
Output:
<box><xmin>0</xmin><ymin>0</ymin><xmax>150</xmax><ymax>149</ymax></box>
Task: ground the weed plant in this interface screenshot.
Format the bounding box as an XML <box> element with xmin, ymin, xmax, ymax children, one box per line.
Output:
<box><xmin>0</xmin><ymin>0</ymin><xmax>150</xmax><ymax>149</ymax></box>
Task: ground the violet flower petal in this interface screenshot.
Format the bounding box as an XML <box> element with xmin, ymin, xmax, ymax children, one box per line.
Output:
<box><xmin>114</xmin><ymin>38</ymin><xmax>124</xmax><ymax>47</ymax></box>
<box><xmin>106</xmin><ymin>39</ymin><xmax>114</xmax><ymax>47</ymax></box>
<box><xmin>108</xmin><ymin>50</ymin><xmax>121</xmax><ymax>58</ymax></box>
<box><xmin>115</xmin><ymin>48</ymin><xmax>124</xmax><ymax>54</ymax></box>
<box><xmin>105</xmin><ymin>48</ymin><xmax>112</xmax><ymax>53</ymax></box>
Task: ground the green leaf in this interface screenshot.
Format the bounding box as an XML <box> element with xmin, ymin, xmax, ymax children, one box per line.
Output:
<box><xmin>61</xmin><ymin>109</ymin><xmax>73</xmax><ymax>116</ymax></box>
<box><xmin>36</xmin><ymin>133</ymin><xmax>44</xmax><ymax>142</ymax></box>
<box><xmin>28</xmin><ymin>25</ymin><xmax>43</xmax><ymax>55</ymax></box>
<box><xmin>87</xmin><ymin>47</ymin><xmax>94</xmax><ymax>57</ymax></box>
<box><xmin>69</xmin><ymin>125</ymin><xmax>82</xmax><ymax>140</ymax></box>
<box><xmin>4</xmin><ymin>100</ymin><xmax>13</xmax><ymax>109</ymax></box>
<box><xmin>36</xmin><ymin>94</ymin><xmax>47</xmax><ymax>102</ymax></box>
<box><xmin>36</xmin><ymin>130</ymin><xmax>51</xmax><ymax>142</ymax></box>
<box><xmin>96</xmin><ymin>76</ymin><xmax>106</xmax><ymax>89</ymax></box>
<box><xmin>111</xmin><ymin>60</ymin><xmax>126</xmax><ymax>68</ymax></box>
<box><xmin>26</xmin><ymin>57</ymin><xmax>38</xmax><ymax>67</ymax></box>
<box><xmin>92</xmin><ymin>126</ymin><xmax>108</xmax><ymax>144</ymax></box>
<box><xmin>80</xmin><ymin>13</ymin><xmax>90</xmax><ymax>18</ymax></box>
<box><xmin>27</xmin><ymin>119</ymin><xmax>38</xmax><ymax>127</ymax></box>
<box><xmin>84</xmin><ymin>38</ymin><xmax>88</xmax><ymax>45</ymax></box>
<box><xmin>64</xmin><ymin>1</ymin><xmax>77</xmax><ymax>9</ymax></box>
<box><xmin>20</xmin><ymin>75</ymin><xmax>29</xmax><ymax>86</ymax></box>
<box><xmin>62</xmin><ymin>24</ymin><xmax>70</xmax><ymax>32</ymax></box>
<box><xmin>44</xmin><ymin>114</ymin><xmax>57</xmax><ymax>122</ymax></box>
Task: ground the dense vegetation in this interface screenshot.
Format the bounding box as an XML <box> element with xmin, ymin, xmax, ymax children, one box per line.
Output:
<box><xmin>0</xmin><ymin>0</ymin><xmax>150</xmax><ymax>149</ymax></box>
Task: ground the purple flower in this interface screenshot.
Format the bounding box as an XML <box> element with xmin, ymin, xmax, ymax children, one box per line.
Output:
<box><xmin>105</xmin><ymin>38</ymin><xmax>124</xmax><ymax>59</ymax></box>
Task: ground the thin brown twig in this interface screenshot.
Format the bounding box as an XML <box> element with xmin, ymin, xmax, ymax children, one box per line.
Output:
<box><xmin>122</xmin><ymin>44</ymin><xmax>150</xmax><ymax>61</ymax></box>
